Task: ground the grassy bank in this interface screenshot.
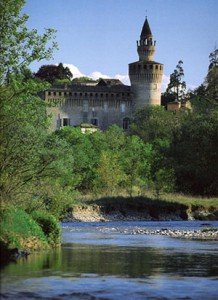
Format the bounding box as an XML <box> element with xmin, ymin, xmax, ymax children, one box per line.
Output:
<box><xmin>0</xmin><ymin>206</ymin><xmax>61</xmax><ymax>263</ymax></box>
<box><xmin>71</xmin><ymin>192</ymin><xmax>218</xmax><ymax>221</ymax></box>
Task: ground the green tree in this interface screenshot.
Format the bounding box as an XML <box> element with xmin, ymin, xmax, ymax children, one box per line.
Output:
<box><xmin>0</xmin><ymin>0</ymin><xmax>57</xmax><ymax>84</ymax></box>
<box><xmin>121</xmin><ymin>136</ymin><xmax>152</xmax><ymax>196</ymax></box>
<box><xmin>0</xmin><ymin>0</ymin><xmax>71</xmax><ymax>212</ymax></box>
<box><xmin>131</xmin><ymin>106</ymin><xmax>183</xmax><ymax>144</ymax></box>
<box><xmin>35</xmin><ymin>63</ymin><xmax>73</xmax><ymax>84</ymax></box>
<box><xmin>94</xmin><ymin>151</ymin><xmax>124</xmax><ymax>196</ymax></box>
<box><xmin>170</xmin><ymin>112</ymin><xmax>218</xmax><ymax>196</ymax></box>
<box><xmin>166</xmin><ymin>60</ymin><xmax>186</xmax><ymax>102</ymax></box>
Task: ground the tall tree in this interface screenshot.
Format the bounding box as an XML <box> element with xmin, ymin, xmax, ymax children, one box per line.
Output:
<box><xmin>35</xmin><ymin>63</ymin><xmax>73</xmax><ymax>84</ymax></box>
<box><xmin>0</xmin><ymin>0</ymin><xmax>57</xmax><ymax>84</ymax></box>
<box><xmin>0</xmin><ymin>0</ymin><xmax>66</xmax><ymax>207</ymax></box>
<box><xmin>166</xmin><ymin>60</ymin><xmax>186</xmax><ymax>102</ymax></box>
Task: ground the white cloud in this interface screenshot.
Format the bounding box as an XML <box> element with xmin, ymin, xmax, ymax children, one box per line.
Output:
<box><xmin>114</xmin><ymin>74</ymin><xmax>130</xmax><ymax>85</ymax></box>
<box><xmin>62</xmin><ymin>63</ymin><xmax>130</xmax><ymax>85</ymax></box>
<box><xmin>63</xmin><ymin>63</ymin><xmax>85</xmax><ymax>78</ymax></box>
<box><xmin>89</xmin><ymin>71</ymin><xmax>110</xmax><ymax>80</ymax></box>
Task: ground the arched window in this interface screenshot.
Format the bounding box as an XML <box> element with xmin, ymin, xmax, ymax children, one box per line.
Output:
<box><xmin>123</xmin><ymin>117</ymin><xmax>130</xmax><ymax>130</ymax></box>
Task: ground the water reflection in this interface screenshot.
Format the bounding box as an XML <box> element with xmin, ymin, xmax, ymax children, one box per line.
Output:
<box><xmin>1</xmin><ymin>243</ymin><xmax>217</xmax><ymax>281</ymax></box>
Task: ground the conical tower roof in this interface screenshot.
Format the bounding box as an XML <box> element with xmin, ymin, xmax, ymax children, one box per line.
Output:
<box><xmin>140</xmin><ymin>18</ymin><xmax>152</xmax><ymax>38</ymax></box>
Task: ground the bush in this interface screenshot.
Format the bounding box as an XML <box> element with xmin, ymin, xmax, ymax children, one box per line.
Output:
<box><xmin>0</xmin><ymin>205</ymin><xmax>47</xmax><ymax>250</ymax></box>
<box><xmin>31</xmin><ymin>211</ymin><xmax>61</xmax><ymax>246</ymax></box>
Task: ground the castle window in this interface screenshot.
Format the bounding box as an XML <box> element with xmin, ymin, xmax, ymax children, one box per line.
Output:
<box><xmin>48</xmin><ymin>91</ymin><xmax>51</xmax><ymax>95</ymax></box>
<box><xmin>101</xmin><ymin>93</ymin><xmax>103</xmax><ymax>97</ymax></box>
<box><xmin>106</xmin><ymin>93</ymin><xmax>108</xmax><ymax>97</ymax></box>
<box><xmin>85</xmin><ymin>93</ymin><xmax>87</xmax><ymax>96</ymax></box>
<box><xmin>80</xmin><ymin>93</ymin><xmax>82</xmax><ymax>97</ymax></box>
<box><xmin>138</xmin><ymin>65</ymin><xmax>141</xmax><ymax>70</ymax></box>
<box><xmin>156</xmin><ymin>65</ymin><xmax>158</xmax><ymax>70</ymax></box>
<box><xmin>104</xmin><ymin>102</ymin><xmax>108</xmax><ymax>112</ymax></box>
<box><xmin>83</xmin><ymin>100</ymin><xmax>88</xmax><ymax>112</ymax></box>
<box><xmin>123</xmin><ymin>117</ymin><xmax>130</xmax><ymax>130</ymax></box>
<box><xmin>63</xmin><ymin>118</ymin><xmax>70</xmax><ymax>126</ymax></box>
<box><xmin>92</xmin><ymin>109</ymin><xmax>97</xmax><ymax>118</ymax></box>
<box><xmin>116</xmin><ymin>93</ymin><xmax>119</xmax><ymax>97</ymax></box>
<box><xmin>91</xmin><ymin>118</ymin><xmax>98</xmax><ymax>126</ymax></box>
<box><xmin>53</xmin><ymin>92</ymin><xmax>56</xmax><ymax>96</ymax></box>
<box><xmin>111</xmin><ymin>94</ymin><xmax>114</xmax><ymax>97</ymax></box>
<box><xmin>95</xmin><ymin>93</ymin><xmax>98</xmax><ymax>97</ymax></box>
<box><xmin>90</xmin><ymin>93</ymin><xmax>93</xmax><ymax>97</ymax></box>
<box><xmin>83</xmin><ymin>112</ymin><xmax>88</xmax><ymax>123</ymax></box>
<box><xmin>69</xmin><ymin>92</ymin><xmax>72</xmax><ymax>96</ymax></box>
<box><xmin>150</xmin><ymin>65</ymin><xmax>153</xmax><ymax>70</ymax></box>
<box><xmin>120</xmin><ymin>103</ymin><xmax>125</xmax><ymax>113</ymax></box>
<box><xmin>59</xmin><ymin>92</ymin><xmax>62</xmax><ymax>96</ymax></box>
<box><xmin>74</xmin><ymin>92</ymin><xmax>77</xmax><ymax>96</ymax></box>
<box><xmin>144</xmin><ymin>65</ymin><xmax>147</xmax><ymax>70</ymax></box>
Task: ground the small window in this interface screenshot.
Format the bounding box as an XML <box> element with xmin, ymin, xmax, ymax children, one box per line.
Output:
<box><xmin>150</xmin><ymin>65</ymin><xmax>153</xmax><ymax>70</ymax></box>
<box><xmin>91</xmin><ymin>118</ymin><xmax>98</xmax><ymax>126</ymax></box>
<box><xmin>63</xmin><ymin>118</ymin><xmax>70</xmax><ymax>126</ymax></box>
<box><xmin>83</xmin><ymin>100</ymin><xmax>88</xmax><ymax>112</ymax></box>
<box><xmin>120</xmin><ymin>103</ymin><xmax>125</xmax><ymax>113</ymax></box>
<box><xmin>144</xmin><ymin>65</ymin><xmax>147</xmax><ymax>70</ymax></box>
<box><xmin>156</xmin><ymin>65</ymin><xmax>158</xmax><ymax>70</ymax></box>
<box><xmin>54</xmin><ymin>92</ymin><xmax>56</xmax><ymax>96</ymax></box>
<box><xmin>90</xmin><ymin>93</ymin><xmax>93</xmax><ymax>97</ymax></box>
<box><xmin>59</xmin><ymin>91</ymin><xmax>62</xmax><ymax>96</ymax></box>
<box><xmin>83</xmin><ymin>112</ymin><xmax>88</xmax><ymax>123</ymax></box>
<box><xmin>80</xmin><ymin>93</ymin><xmax>82</xmax><ymax>96</ymax></box>
<box><xmin>69</xmin><ymin>92</ymin><xmax>72</xmax><ymax>96</ymax></box>
<box><xmin>48</xmin><ymin>91</ymin><xmax>51</xmax><ymax>95</ymax></box>
<box><xmin>123</xmin><ymin>117</ymin><xmax>130</xmax><ymax>130</ymax></box>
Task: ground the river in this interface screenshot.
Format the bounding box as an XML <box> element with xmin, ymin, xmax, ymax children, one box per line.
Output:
<box><xmin>1</xmin><ymin>221</ymin><xmax>218</xmax><ymax>299</ymax></box>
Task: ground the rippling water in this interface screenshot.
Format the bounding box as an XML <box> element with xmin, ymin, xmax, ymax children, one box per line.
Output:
<box><xmin>1</xmin><ymin>221</ymin><xmax>218</xmax><ymax>299</ymax></box>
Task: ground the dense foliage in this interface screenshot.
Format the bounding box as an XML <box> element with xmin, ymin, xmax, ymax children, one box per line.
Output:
<box><xmin>35</xmin><ymin>63</ymin><xmax>72</xmax><ymax>84</ymax></box>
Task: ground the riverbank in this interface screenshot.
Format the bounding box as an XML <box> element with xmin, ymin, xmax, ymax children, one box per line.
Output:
<box><xmin>65</xmin><ymin>195</ymin><xmax>218</xmax><ymax>222</ymax></box>
<box><xmin>0</xmin><ymin>206</ymin><xmax>61</xmax><ymax>264</ymax></box>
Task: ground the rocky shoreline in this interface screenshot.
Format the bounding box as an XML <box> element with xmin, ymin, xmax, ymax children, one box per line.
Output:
<box><xmin>113</xmin><ymin>227</ymin><xmax>218</xmax><ymax>240</ymax></box>
<box><xmin>64</xmin><ymin>203</ymin><xmax>218</xmax><ymax>222</ymax></box>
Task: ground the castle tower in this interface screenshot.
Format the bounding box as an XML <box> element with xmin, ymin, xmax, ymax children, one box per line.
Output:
<box><xmin>129</xmin><ymin>18</ymin><xmax>163</xmax><ymax>109</ymax></box>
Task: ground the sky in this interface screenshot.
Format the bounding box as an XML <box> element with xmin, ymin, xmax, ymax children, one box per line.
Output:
<box><xmin>24</xmin><ymin>0</ymin><xmax>218</xmax><ymax>91</ymax></box>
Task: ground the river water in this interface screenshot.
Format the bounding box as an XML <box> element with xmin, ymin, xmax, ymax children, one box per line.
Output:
<box><xmin>1</xmin><ymin>221</ymin><xmax>218</xmax><ymax>299</ymax></box>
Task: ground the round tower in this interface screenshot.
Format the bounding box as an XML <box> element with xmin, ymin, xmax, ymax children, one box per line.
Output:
<box><xmin>129</xmin><ymin>18</ymin><xmax>163</xmax><ymax>109</ymax></box>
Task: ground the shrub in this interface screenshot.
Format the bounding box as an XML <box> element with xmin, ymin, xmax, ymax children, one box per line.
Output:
<box><xmin>0</xmin><ymin>205</ymin><xmax>47</xmax><ymax>250</ymax></box>
<box><xmin>31</xmin><ymin>211</ymin><xmax>61</xmax><ymax>246</ymax></box>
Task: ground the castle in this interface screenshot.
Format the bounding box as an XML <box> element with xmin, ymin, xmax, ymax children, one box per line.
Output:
<box><xmin>45</xmin><ymin>18</ymin><xmax>163</xmax><ymax>131</ymax></box>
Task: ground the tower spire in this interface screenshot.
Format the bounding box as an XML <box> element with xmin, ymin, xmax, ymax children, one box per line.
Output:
<box><xmin>140</xmin><ymin>17</ymin><xmax>152</xmax><ymax>39</ymax></box>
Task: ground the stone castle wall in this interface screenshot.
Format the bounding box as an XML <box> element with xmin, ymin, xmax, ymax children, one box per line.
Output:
<box><xmin>45</xmin><ymin>89</ymin><xmax>132</xmax><ymax>131</ymax></box>
<box><xmin>129</xmin><ymin>61</ymin><xmax>163</xmax><ymax>108</ymax></box>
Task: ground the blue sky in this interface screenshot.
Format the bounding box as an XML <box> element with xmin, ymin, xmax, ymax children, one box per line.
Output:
<box><xmin>24</xmin><ymin>0</ymin><xmax>218</xmax><ymax>91</ymax></box>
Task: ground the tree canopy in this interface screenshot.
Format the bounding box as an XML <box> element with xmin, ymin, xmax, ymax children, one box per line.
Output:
<box><xmin>35</xmin><ymin>63</ymin><xmax>73</xmax><ymax>84</ymax></box>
